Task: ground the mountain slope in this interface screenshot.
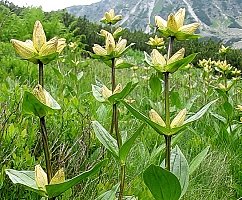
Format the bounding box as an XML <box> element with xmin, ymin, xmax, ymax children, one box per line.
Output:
<box><xmin>67</xmin><ymin>0</ymin><xmax>242</xmax><ymax>48</ymax></box>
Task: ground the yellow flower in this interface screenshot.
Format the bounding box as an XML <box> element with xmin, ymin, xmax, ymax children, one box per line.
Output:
<box><xmin>146</xmin><ymin>35</ymin><xmax>164</xmax><ymax>49</ymax></box>
<box><xmin>150</xmin><ymin>48</ymin><xmax>185</xmax><ymax>72</ymax></box>
<box><xmin>11</xmin><ymin>21</ymin><xmax>66</xmax><ymax>64</ymax></box>
<box><xmin>100</xmin><ymin>9</ymin><xmax>122</xmax><ymax>25</ymax></box>
<box><xmin>101</xmin><ymin>84</ymin><xmax>122</xmax><ymax>100</ymax></box>
<box><xmin>93</xmin><ymin>31</ymin><xmax>133</xmax><ymax>59</ymax></box>
<box><xmin>155</xmin><ymin>8</ymin><xmax>200</xmax><ymax>40</ymax></box>
<box><xmin>219</xmin><ymin>45</ymin><xmax>229</xmax><ymax>54</ymax></box>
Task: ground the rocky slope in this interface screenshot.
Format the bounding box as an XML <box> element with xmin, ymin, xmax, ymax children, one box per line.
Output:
<box><xmin>67</xmin><ymin>0</ymin><xmax>242</xmax><ymax>48</ymax></box>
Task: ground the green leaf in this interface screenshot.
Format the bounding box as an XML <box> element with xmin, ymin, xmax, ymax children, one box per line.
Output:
<box><xmin>166</xmin><ymin>54</ymin><xmax>197</xmax><ymax>73</ymax></box>
<box><xmin>91</xmin><ymin>121</ymin><xmax>119</xmax><ymax>158</ymax></box>
<box><xmin>189</xmin><ymin>146</ymin><xmax>210</xmax><ymax>175</ymax></box>
<box><xmin>22</xmin><ymin>91</ymin><xmax>61</xmax><ymax>118</ymax></box>
<box><xmin>122</xmin><ymin>101</ymin><xmax>184</xmax><ymax>136</ymax></box>
<box><xmin>149</xmin><ymin>74</ymin><xmax>162</xmax><ymax>96</ymax></box>
<box><xmin>210</xmin><ymin>112</ymin><xmax>227</xmax><ymax>124</ymax></box>
<box><xmin>46</xmin><ymin>160</ymin><xmax>106</xmax><ymax>198</ymax></box>
<box><xmin>38</xmin><ymin>52</ymin><xmax>58</xmax><ymax>65</ymax></box>
<box><xmin>184</xmin><ymin>99</ymin><xmax>217</xmax><ymax>124</ymax></box>
<box><xmin>116</xmin><ymin>61</ymin><xmax>134</xmax><ymax>69</ymax></box>
<box><xmin>143</xmin><ymin>164</ymin><xmax>181</xmax><ymax>200</ymax></box>
<box><xmin>119</xmin><ymin>124</ymin><xmax>145</xmax><ymax>163</ymax></box>
<box><xmin>161</xmin><ymin>145</ymin><xmax>189</xmax><ymax>197</ymax></box>
<box><xmin>96</xmin><ymin>183</ymin><xmax>120</xmax><ymax>200</ymax></box>
<box><xmin>5</xmin><ymin>169</ymin><xmax>47</xmax><ymax>197</ymax></box>
<box><xmin>171</xmin><ymin>91</ymin><xmax>182</xmax><ymax>109</ymax></box>
<box><xmin>108</xmin><ymin>81</ymin><xmax>138</xmax><ymax>104</ymax></box>
<box><xmin>223</xmin><ymin>101</ymin><xmax>233</xmax><ymax>116</ymax></box>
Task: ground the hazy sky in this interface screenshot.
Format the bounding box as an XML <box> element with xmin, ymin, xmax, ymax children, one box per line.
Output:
<box><xmin>7</xmin><ymin>0</ymin><xmax>101</xmax><ymax>12</ymax></box>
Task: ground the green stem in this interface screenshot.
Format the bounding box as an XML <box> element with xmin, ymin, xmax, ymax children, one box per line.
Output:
<box><xmin>165</xmin><ymin>135</ymin><xmax>172</xmax><ymax>170</ymax></box>
<box><xmin>38</xmin><ymin>62</ymin><xmax>53</xmax><ymax>184</ymax></box>
<box><xmin>164</xmin><ymin>37</ymin><xmax>174</xmax><ymax>171</ymax></box>
<box><xmin>119</xmin><ymin>164</ymin><xmax>126</xmax><ymax>200</ymax></box>
<box><xmin>110</xmin><ymin>58</ymin><xmax>124</xmax><ymax>199</ymax></box>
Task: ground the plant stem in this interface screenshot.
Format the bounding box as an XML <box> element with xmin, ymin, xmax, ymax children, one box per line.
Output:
<box><xmin>110</xmin><ymin>58</ymin><xmax>125</xmax><ymax>200</ymax></box>
<box><xmin>164</xmin><ymin>37</ymin><xmax>174</xmax><ymax>171</ymax></box>
<box><xmin>38</xmin><ymin>61</ymin><xmax>52</xmax><ymax>184</ymax></box>
<box><xmin>119</xmin><ymin>164</ymin><xmax>126</xmax><ymax>200</ymax></box>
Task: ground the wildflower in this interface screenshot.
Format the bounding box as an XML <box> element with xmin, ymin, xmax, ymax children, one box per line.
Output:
<box><xmin>170</xmin><ymin>109</ymin><xmax>187</xmax><ymax>128</ymax></box>
<box><xmin>148</xmin><ymin>48</ymin><xmax>185</xmax><ymax>73</ymax></box>
<box><xmin>93</xmin><ymin>31</ymin><xmax>134</xmax><ymax>60</ymax></box>
<box><xmin>100</xmin><ymin>9</ymin><xmax>122</xmax><ymax>25</ymax></box>
<box><xmin>155</xmin><ymin>8</ymin><xmax>200</xmax><ymax>40</ymax></box>
<box><xmin>11</xmin><ymin>21</ymin><xmax>66</xmax><ymax>64</ymax></box>
<box><xmin>219</xmin><ymin>45</ymin><xmax>229</xmax><ymax>54</ymax></box>
<box><xmin>146</xmin><ymin>35</ymin><xmax>164</xmax><ymax>49</ymax></box>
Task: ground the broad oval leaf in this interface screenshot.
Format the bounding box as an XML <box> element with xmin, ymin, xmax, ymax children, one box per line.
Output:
<box><xmin>143</xmin><ymin>164</ymin><xmax>181</xmax><ymax>200</ymax></box>
<box><xmin>91</xmin><ymin>121</ymin><xmax>119</xmax><ymax>158</ymax></box>
<box><xmin>108</xmin><ymin>81</ymin><xmax>138</xmax><ymax>104</ymax></box>
<box><xmin>161</xmin><ymin>145</ymin><xmax>189</xmax><ymax>197</ymax></box>
<box><xmin>5</xmin><ymin>169</ymin><xmax>47</xmax><ymax>197</ymax></box>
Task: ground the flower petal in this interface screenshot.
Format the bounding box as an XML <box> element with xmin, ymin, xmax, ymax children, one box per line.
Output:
<box><xmin>39</xmin><ymin>37</ymin><xmax>58</xmax><ymax>56</ymax></box>
<box><xmin>35</xmin><ymin>165</ymin><xmax>48</xmax><ymax>192</ymax></box>
<box><xmin>170</xmin><ymin>108</ymin><xmax>187</xmax><ymax>128</ymax></box>
<box><xmin>179</xmin><ymin>23</ymin><xmax>200</xmax><ymax>34</ymax></box>
<box><xmin>151</xmin><ymin>49</ymin><xmax>166</xmax><ymax>66</ymax></box>
<box><xmin>115</xmin><ymin>38</ymin><xmax>127</xmax><ymax>55</ymax></box>
<box><xmin>175</xmin><ymin>8</ymin><xmax>185</xmax><ymax>28</ymax></box>
<box><xmin>33</xmin><ymin>21</ymin><xmax>46</xmax><ymax>52</ymax></box>
<box><xmin>105</xmin><ymin>33</ymin><xmax>116</xmax><ymax>54</ymax></box>
<box><xmin>57</xmin><ymin>38</ymin><xmax>66</xmax><ymax>53</ymax></box>
<box><xmin>168</xmin><ymin>48</ymin><xmax>185</xmax><ymax>64</ymax></box>
<box><xmin>167</xmin><ymin>14</ymin><xmax>179</xmax><ymax>32</ymax></box>
<box><xmin>155</xmin><ymin>16</ymin><xmax>167</xmax><ymax>30</ymax></box>
<box><xmin>93</xmin><ymin>44</ymin><xmax>107</xmax><ymax>56</ymax></box>
<box><xmin>11</xmin><ymin>39</ymin><xmax>38</xmax><ymax>59</ymax></box>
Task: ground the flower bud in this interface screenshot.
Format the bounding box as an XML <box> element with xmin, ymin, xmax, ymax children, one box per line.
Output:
<box><xmin>101</xmin><ymin>85</ymin><xmax>112</xmax><ymax>99</ymax></box>
<box><xmin>35</xmin><ymin>165</ymin><xmax>47</xmax><ymax>192</ymax></box>
<box><xmin>50</xmin><ymin>168</ymin><xmax>65</xmax><ymax>185</ymax></box>
<box><xmin>170</xmin><ymin>108</ymin><xmax>187</xmax><ymax>128</ymax></box>
<box><xmin>149</xmin><ymin>109</ymin><xmax>166</xmax><ymax>127</ymax></box>
<box><xmin>115</xmin><ymin>38</ymin><xmax>127</xmax><ymax>55</ymax></box>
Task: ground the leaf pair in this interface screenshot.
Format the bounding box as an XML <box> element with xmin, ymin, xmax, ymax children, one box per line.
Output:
<box><xmin>122</xmin><ymin>99</ymin><xmax>217</xmax><ymax>136</ymax></box>
<box><xmin>5</xmin><ymin>160</ymin><xmax>106</xmax><ymax>198</ymax></box>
